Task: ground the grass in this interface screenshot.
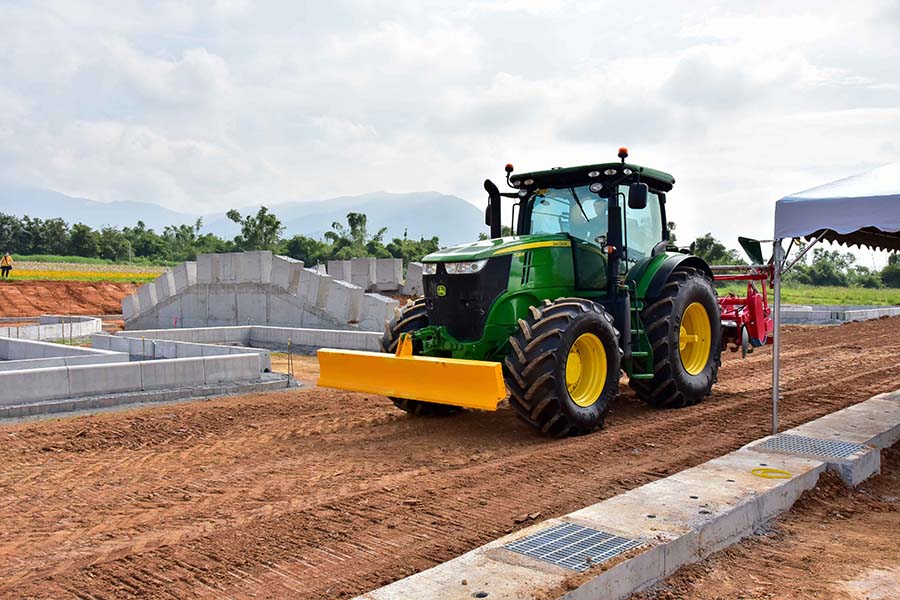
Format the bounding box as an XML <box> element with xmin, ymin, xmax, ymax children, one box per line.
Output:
<box><xmin>11</xmin><ymin>254</ymin><xmax>116</xmax><ymax>265</ymax></box>
<box><xmin>11</xmin><ymin>254</ymin><xmax>176</xmax><ymax>267</ymax></box>
<box><xmin>716</xmin><ymin>283</ymin><xmax>900</xmax><ymax>306</ymax></box>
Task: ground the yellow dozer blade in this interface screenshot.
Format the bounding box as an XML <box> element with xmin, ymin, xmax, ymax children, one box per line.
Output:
<box><xmin>316</xmin><ymin>335</ymin><xmax>508</xmax><ymax>411</ymax></box>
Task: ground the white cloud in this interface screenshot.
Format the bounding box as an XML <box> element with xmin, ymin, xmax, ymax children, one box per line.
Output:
<box><xmin>0</xmin><ymin>0</ymin><xmax>897</xmax><ymax>263</ymax></box>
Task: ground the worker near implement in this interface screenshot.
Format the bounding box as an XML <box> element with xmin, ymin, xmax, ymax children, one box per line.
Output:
<box><xmin>0</xmin><ymin>252</ymin><xmax>12</xmax><ymax>278</ymax></box>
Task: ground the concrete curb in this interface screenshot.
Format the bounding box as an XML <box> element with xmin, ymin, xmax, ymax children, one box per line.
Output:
<box><xmin>357</xmin><ymin>389</ymin><xmax>900</xmax><ymax>600</ymax></box>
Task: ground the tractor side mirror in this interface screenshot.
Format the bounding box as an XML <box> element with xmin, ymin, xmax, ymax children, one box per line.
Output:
<box><xmin>628</xmin><ymin>182</ymin><xmax>648</xmax><ymax>210</ymax></box>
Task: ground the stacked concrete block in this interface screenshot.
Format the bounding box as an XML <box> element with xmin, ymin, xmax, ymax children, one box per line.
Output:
<box><xmin>271</xmin><ymin>255</ymin><xmax>304</xmax><ymax>293</ymax></box>
<box><xmin>173</xmin><ymin>261</ymin><xmax>197</xmax><ymax>293</ymax></box>
<box><xmin>236</xmin><ymin>251</ymin><xmax>273</xmax><ymax>284</ymax></box>
<box><xmin>299</xmin><ymin>268</ymin><xmax>323</xmax><ymax>306</ymax></box>
<box><xmin>137</xmin><ymin>282</ymin><xmax>158</xmax><ymax>314</ymax></box>
<box><xmin>350</xmin><ymin>257</ymin><xmax>377</xmax><ymax>290</ymax></box>
<box><xmin>122</xmin><ymin>295</ymin><xmax>140</xmax><ymax>320</ymax></box>
<box><xmin>403</xmin><ymin>262</ymin><xmax>424</xmax><ymax>296</ymax></box>
<box><xmin>327</xmin><ymin>260</ymin><xmax>351</xmax><ymax>282</ymax></box>
<box><xmin>154</xmin><ymin>271</ymin><xmax>177</xmax><ymax>302</ymax></box>
<box><xmin>124</xmin><ymin>251</ymin><xmax>391</xmax><ymax>332</ymax></box>
<box><xmin>325</xmin><ymin>279</ymin><xmax>364</xmax><ymax>324</ymax></box>
<box><xmin>197</xmin><ymin>254</ymin><xmax>215</xmax><ymax>284</ymax></box>
<box><xmin>358</xmin><ymin>293</ymin><xmax>399</xmax><ymax>331</ymax></box>
<box><xmin>375</xmin><ymin>258</ymin><xmax>403</xmax><ymax>292</ymax></box>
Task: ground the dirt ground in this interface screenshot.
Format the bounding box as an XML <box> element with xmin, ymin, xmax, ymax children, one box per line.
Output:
<box><xmin>0</xmin><ymin>280</ymin><xmax>135</xmax><ymax>317</ymax></box>
<box><xmin>0</xmin><ymin>317</ymin><xmax>899</xmax><ymax>599</ymax></box>
<box><xmin>633</xmin><ymin>446</ymin><xmax>900</xmax><ymax>600</ymax></box>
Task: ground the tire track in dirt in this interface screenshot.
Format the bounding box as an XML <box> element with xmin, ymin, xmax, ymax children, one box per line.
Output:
<box><xmin>0</xmin><ymin>317</ymin><xmax>898</xmax><ymax>599</ymax></box>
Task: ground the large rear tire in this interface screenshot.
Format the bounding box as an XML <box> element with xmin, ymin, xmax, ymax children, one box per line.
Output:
<box><xmin>503</xmin><ymin>298</ymin><xmax>622</xmax><ymax>437</ymax></box>
<box><xmin>630</xmin><ymin>267</ymin><xmax>722</xmax><ymax>408</ymax></box>
<box><xmin>380</xmin><ymin>298</ymin><xmax>462</xmax><ymax>417</ymax></box>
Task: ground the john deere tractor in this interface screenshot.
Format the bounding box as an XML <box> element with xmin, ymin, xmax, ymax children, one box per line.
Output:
<box><xmin>318</xmin><ymin>149</ymin><xmax>722</xmax><ymax>436</ymax></box>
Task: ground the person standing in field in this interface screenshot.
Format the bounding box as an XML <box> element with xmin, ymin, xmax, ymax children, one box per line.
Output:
<box><xmin>0</xmin><ymin>252</ymin><xmax>12</xmax><ymax>278</ymax></box>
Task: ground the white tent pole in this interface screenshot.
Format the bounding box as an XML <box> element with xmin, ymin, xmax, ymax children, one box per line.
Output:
<box><xmin>771</xmin><ymin>238</ymin><xmax>784</xmax><ymax>435</ymax></box>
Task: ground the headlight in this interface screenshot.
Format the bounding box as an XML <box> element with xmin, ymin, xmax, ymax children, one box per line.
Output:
<box><xmin>445</xmin><ymin>259</ymin><xmax>488</xmax><ymax>274</ymax></box>
<box><xmin>423</xmin><ymin>263</ymin><xmax>438</xmax><ymax>275</ymax></box>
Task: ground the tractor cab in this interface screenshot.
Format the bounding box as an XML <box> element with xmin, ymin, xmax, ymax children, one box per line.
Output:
<box><xmin>495</xmin><ymin>149</ymin><xmax>675</xmax><ymax>279</ymax></box>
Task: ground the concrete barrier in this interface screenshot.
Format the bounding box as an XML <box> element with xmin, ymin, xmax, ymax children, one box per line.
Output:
<box><xmin>0</xmin><ymin>366</ymin><xmax>71</xmax><ymax>406</ymax></box>
<box><xmin>141</xmin><ymin>357</ymin><xmax>207</xmax><ymax>390</ymax></box>
<box><xmin>204</xmin><ymin>354</ymin><xmax>260</xmax><ymax>383</ymax></box>
<box><xmin>68</xmin><ymin>362</ymin><xmax>143</xmax><ymax>397</ymax></box>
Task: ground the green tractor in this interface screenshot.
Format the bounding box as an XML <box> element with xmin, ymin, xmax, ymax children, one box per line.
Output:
<box><xmin>318</xmin><ymin>148</ymin><xmax>722</xmax><ymax>436</ymax></box>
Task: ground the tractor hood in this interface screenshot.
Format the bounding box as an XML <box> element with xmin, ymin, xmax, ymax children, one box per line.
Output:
<box><xmin>424</xmin><ymin>234</ymin><xmax>571</xmax><ymax>262</ymax></box>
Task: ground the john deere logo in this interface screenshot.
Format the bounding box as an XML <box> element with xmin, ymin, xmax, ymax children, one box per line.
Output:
<box><xmin>436</xmin><ymin>284</ymin><xmax>447</xmax><ymax>297</ymax></box>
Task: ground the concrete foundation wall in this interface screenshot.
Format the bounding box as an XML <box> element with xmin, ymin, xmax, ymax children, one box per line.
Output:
<box><xmin>0</xmin><ymin>353</ymin><xmax>264</xmax><ymax>407</ymax></box>
<box><xmin>95</xmin><ymin>332</ymin><xmax>272</xmax><ymax>372</ymax></box>
<box><xmin>0</xmin><ymin>316</ymin><xmax>103</xmax><ymax>341</ymax></box>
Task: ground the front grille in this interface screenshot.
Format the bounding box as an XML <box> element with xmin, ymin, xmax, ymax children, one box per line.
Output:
<box><xmin>423</xmin><ymin>255</ymin><xmax>511</xmax><ymax>341</ymax></box>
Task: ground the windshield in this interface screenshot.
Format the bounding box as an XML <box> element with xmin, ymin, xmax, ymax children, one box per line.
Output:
<box><xmin>528</xmin><ymin>185</ymin><xmax>609</xmax><ymax>244</ymax></box>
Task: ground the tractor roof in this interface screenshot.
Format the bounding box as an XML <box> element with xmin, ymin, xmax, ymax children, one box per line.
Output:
<box><xmin>511</xmin><ymin>162</ymin><xmax>675</xmax><ymax>192</ymax></box>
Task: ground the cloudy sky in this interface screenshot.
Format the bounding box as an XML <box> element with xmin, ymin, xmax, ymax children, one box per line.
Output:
<box><xmin>1</xmin><ymin>0</ymin><xmax>899</xmax><ymax>257</ymax></box>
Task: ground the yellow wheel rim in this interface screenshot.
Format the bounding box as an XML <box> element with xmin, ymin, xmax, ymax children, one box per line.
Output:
<box><xmin>566</xmin><ymin>333</ymin><xmax>607</xmax><ymax>407</ymax></box>
<box><xmin>679</xmin><ymin>302</ymin><xmax>712</xmax><ymax>376</ymax></box>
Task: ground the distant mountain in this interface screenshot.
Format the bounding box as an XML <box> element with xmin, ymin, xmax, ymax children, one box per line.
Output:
<box><xmin>0</xmin><ymin>186</ymin><xmax>487</xmax><ymax>248</ymax></box>
<box><xmin>0</xmin><ymin>187</ymin><xmax>201</xmax><ymax>233</ymax></box>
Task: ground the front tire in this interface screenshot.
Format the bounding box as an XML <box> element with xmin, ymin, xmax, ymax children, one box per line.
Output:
<box><xmin>630</xmin><ymin>267</ymin><xmax>722</xmax><ymax>408</ymax></box>
<box><xmin>503</xmin><ymin>298</ymin><xmax>622</xmax><ymax>437</ymax></box>
<box><xmin>380</xmin><ymin>298</ymin><xmax>462</xmax><ymax>417</ymax></box>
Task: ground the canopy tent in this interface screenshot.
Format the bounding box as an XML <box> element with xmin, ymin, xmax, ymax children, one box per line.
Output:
<box><xmin>770</xmin><ymin>162</ymin><xmax>900</xmax><ymax>433</ymax></box>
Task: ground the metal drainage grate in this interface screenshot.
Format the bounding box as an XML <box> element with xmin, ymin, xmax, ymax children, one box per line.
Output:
<box><xmin>756</xmin><ymin>434</ymin><xmax>865</xmax><ymax>460</ymax></box>
<box><xmin>504</xmin><ymin>522</ymin><xmax>642</xmax><ymax>572</ymax></box>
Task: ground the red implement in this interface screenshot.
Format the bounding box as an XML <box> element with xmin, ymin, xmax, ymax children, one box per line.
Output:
<box><xmin>713</xmin><ymin>264</ymin><xmax>775</xmax><ymax>356</ymax></box>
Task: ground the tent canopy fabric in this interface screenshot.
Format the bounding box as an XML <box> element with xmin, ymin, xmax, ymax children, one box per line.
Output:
<box><xmin>774</xmin><ymin>162</ymin><xmax>900</xmax><ymax>251</ymax></box>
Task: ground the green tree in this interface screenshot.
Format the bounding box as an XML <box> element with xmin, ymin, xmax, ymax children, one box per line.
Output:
<box><xmin>0</xmin><ymin>213</ymin><xmax>23</xmax><ymax>253</ymax></box>
<box><xmin>282</xmin><ymin>234</ymin><xmax>330</xmax><ymax>266</ymax></box>
<box><xmin>325</xmin><ymin>212</ymin><xmax>390</xmax><ymax>259</ymax></box>
<box><xmin>387</xmin><ymin>229</ymin><xmax>440</xmax><ymax>263</ymax></box>
<box><xmin>690</xmin><ymin>233</ymin><xmax>743</xmax><ymax>265</ymax></box>
<box><xmin>68</xmin><ymin>223</ymin><xmax>100</xmax><ymax>257</ymax></box>
<box><xmin>477</xmin><ymin>225</ymin><xmax>515</xmax><ymax>240</ymax></box>
<box><xmin>791</xmin><ymin>248</ymin><xmax>855</xmax><ymax>286</ymax></box>
<box><xmin>123</xmin><ymin>221</ymin><xmax>167</xmax><ymax>259</ymax></box>
<box><xmin>882</xmin><ymin>253</ymin><xmax>900</xmax><ymax>288</ymax></box>
<box><xmin>227</xmin><ymin>206</ymin><xmax>284</xmax><ymax>251</ymax></box>
<box><xmin>98</xmin><ymin>227</ymin><xmax>132</xmax><ymax>261</ymax></box>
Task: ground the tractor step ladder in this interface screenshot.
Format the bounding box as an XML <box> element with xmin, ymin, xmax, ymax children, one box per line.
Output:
<box><xmin>627</xmin><ymin>294</ymin><xmax>655</xmax><ymax>380</ymax></box>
